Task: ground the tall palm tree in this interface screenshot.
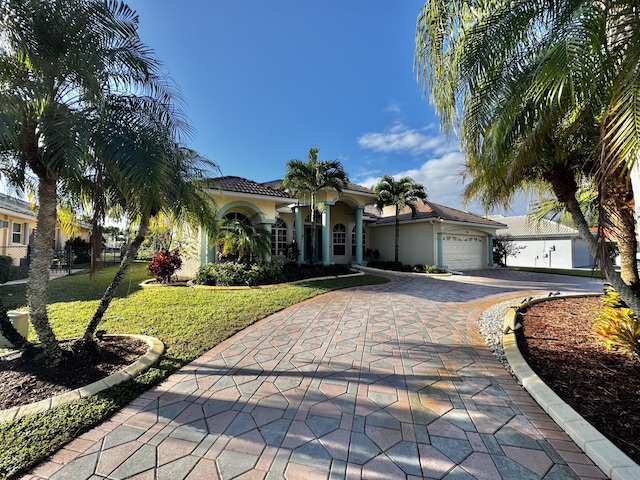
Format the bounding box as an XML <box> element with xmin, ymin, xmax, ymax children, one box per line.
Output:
<box><xmin>415</xmin><ymin>0</ymin><xmax>640</xmax><ymax>312</ymax></box>
<box><xmin>373</xmin><ymin>175</ymin><xmax>427</xmax><ymax>264</ymax></box>
<box><xmin>283</xmin><ymin>147</ymin><xmax>348</xmax><ymax>264</ymax></box>
<box><xmin>0</xmin><ymin>0</ymin><xmax>184</xmax><ymax>364</ymax></box>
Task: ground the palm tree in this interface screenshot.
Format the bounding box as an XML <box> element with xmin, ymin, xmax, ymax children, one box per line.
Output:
<box><xmin>415</xmin><ymin>0</ymin><xmax>640</xmax><ymax>312</ymax></box>
<box><xmin>373</xmin><ymin>175</ymin><xmax>427</xmax><ymax>263</ymax></box>
<box><xmin>79</xmin><ymin>138</ymin><xmax>218</xmax><ymax>347</ymax></box>
<box><xmin>0</xmin><ymin>0</ymin><xmax>186</xmax><ymax>364</ymax></box>
<box><xmin>283</xmin><ymin>147</ymin><xmax>349</xmax><ymax>264</ymax></box>
<box><xmin>218</xmin><ymin>217</ymin><xmax>271</xmax><ymax>263</ymax></box>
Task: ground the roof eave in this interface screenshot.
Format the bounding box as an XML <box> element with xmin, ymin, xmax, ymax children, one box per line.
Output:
<box><xmin>206</xmin><ymin>188</ymin><xmax>294</xmax><ymax>203</ymax></box>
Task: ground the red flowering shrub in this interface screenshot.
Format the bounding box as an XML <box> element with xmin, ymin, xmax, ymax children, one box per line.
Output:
<box><xmin>147</xmin><ymin>249</ymin><xmax>183</xmax><ymax>283</ymax></box>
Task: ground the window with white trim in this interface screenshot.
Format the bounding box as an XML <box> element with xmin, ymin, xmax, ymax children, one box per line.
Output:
<box><xmin>271</xmin><ymin>218</ymin><xmax>287</xmax><ymax>256</ymax></box>
<box><xmin>333</xmin><ymin>223</ymin><xmax>346</xmax><ymax>256</ymax></box>
<box><xmin>11</xmin><ymin>222</ymin><xmax>22</xmax><ymax>244</ymax></box>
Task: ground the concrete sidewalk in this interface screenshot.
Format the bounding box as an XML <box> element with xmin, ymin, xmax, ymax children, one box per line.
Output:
<box><xmin>3</xmin><ymin>269</ymin><xmax>84</xmax><ymax>286</ymax></box>
<box><xmin>23</xmin><ymin>270</ymin><xmax>609</xmax><ymax>479</ymax></box>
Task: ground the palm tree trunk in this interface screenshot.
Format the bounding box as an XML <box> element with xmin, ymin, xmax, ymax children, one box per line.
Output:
<box><xmin>548</xmin><ymin>172</ymin><xmax>640</xmax><ymax>314</ymax></box>
<box><xmin>613</xmin><ymin>207</ymin><xmax>638</xmax><ymax>286</ymax></box>
<box><xmin>310</xmin><ymin>192</ymin><xmax>316</xmax><ymax>265</ymax></box>
<box><xmin>28</xmin><ymin>175</ymin><xmax>63</xmax><ymax>365</ymax></box>
<box><xmin>79</xmin><ymin>215</ymin><xmax>150</xmax><ymax>347</ymax></box>
<box><xmin>603</xmin><ymin>174</ymin><xmax>638</xmax><ymax>286</ymax></box>
<box><xmin>394</xmin><ymin>210</ymin><xmax>400</xmax><ymax>263</ymax></box>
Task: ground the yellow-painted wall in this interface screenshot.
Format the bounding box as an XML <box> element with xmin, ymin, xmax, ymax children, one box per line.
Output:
<box><xmin>368</xmin><ymin>221</ymin><xmax>435</xmax><ymax>266</ymax></box>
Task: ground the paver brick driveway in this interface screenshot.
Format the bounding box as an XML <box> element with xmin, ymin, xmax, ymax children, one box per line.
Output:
<box><xmin>25</xmin><ymin>269</ymin><xmax>609</xmax><ymax>480</ymax></box>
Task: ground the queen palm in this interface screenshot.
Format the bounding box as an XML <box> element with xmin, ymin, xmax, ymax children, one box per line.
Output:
<box><xmin>373</xmin><ymin>175</ymin><xmax>427</xmax><ymax>264</ymax></box>
<box><xmin>283</xmin><ymin>147</ymin><xmax>348</xmax><ymax>264</ymax></box>
<box><xmin>0</xmin><ymin>0</ymin><xmax>188</xmax><ymax>363</ymax></box>
<box><xmin>415</xmin><ymin>0</ymin><xmax>640</xmax><ymax>311</ymax></box>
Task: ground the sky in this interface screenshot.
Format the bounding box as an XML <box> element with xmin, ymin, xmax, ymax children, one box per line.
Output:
<box><xmin>124</xmin><ymin>2</ymin><xmax>529</xmax><ymax>215</ymax></box>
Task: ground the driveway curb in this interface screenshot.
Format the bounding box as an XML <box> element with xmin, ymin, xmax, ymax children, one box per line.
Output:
<box><xmin>0</xmin><ymin>334</ymin><xmax>164</xmax><ymax>424</ymax></box>
<box><xmin>503</xmin><ymin>293</ymin><xmax>640</xmax><ymax>480</ymax></box>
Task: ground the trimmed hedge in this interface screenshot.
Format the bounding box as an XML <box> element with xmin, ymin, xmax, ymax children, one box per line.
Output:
<box><xmin>195</xmin><ymin>261</ymin><xmax>352</xmax><ymax>286</ymax></box>
<box><xmin>0</xmin><ymin>256</ymin><xmax>12</xmax><ymax>284</ymax></box>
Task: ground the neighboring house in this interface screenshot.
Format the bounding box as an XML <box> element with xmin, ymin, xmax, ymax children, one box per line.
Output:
<box><xmin>0</xmin><ymin>193</ymin><xmax>37</xmax><ymax>266</ymax></box>
<box><xmin>186</xmin><ymin>176</ymin><xmax>506</xmax><ymax>275</ymax></box>
<box><xmin>367</xmin><ymin>202</ymin><xmax>507</xmax><ymax>270</ymax></box>
<box><xmin>0</xmin><ymin>193</ymin><xmax>90</xmax><ymax>267</ymax></box>
<box><xmin>491</xmin><ymin>215</ymin><xmax>595</xmax><ymax>269</ymax></box>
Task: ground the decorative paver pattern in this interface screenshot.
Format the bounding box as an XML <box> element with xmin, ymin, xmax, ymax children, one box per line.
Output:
<box><xmin>23</xmin><ymin>270</ymin><xmax>611</xmax><ymax>479</ymax></box>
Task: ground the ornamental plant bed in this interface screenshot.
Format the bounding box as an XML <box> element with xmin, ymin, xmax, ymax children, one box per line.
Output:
<box><xmin>518</xmin><ymin>296</ymin><xmax>640</xmax><ymax>464</ymax></box>
<box><xmin>0</xmin><ymin>336</ymin><xmax>148</xmax><ymax>411</ymax></box>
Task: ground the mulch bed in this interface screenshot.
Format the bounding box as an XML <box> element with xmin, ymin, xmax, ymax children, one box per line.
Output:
<box><xmin>519</xmin><ymin>296</ymin><xmax>640</xmax><ymax>464</ymax></box>
<box><xmin>0</xmin><ymin>337</ymin><xmax>148</xmax><ymax>411</ymax></box>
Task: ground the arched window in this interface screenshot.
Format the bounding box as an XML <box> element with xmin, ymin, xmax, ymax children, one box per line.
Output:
<box><xmin>304</xmin><ymin>210</ymin><xmax>323</xmax><ymax>223</ymax></box>
<box><xmin>223</xmin><ymin>212</ymin><xmax>248</xmax><ymax>224</ymax></box>
<box><xmin>271</xmin><ymin>218</ymin><xmax>287</xmax><ymax>256</ymax></box>
<box><xmin>333</xmin><ymin>223</ymin><xmax>346</xmax><ymax>256</ymax></box>
<box><xmin>352</xmin><ymin>226</ymin><xmax>365</xmax><ymax>256</ymax></box>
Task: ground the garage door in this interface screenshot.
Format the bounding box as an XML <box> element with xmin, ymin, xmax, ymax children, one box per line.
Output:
<box><xmin>442</xmin><ymin>234</ymin><xmax>485</xmax><ymax>270</ymax></box>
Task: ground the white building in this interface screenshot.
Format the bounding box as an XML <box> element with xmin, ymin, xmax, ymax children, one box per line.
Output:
<box><xmin>491</xmin><ymin>215</ymin><xmax>595</xmax><ymax>269</ymax></box>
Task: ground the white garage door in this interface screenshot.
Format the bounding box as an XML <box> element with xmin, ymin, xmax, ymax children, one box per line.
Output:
<box><xmin>442</xmin><ymin>234</ymin><xmax>485</xmax><ymax>270</ymax></box>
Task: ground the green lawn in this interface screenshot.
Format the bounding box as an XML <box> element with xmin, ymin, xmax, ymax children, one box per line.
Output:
<box><xmin>0</xmin><ymin>263</ymin><xmax>388</xmax><ymax>479</ymax></box>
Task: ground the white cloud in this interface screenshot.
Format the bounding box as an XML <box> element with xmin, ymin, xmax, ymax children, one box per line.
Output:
<box><xmin>357</xmin><ymin>123</ymin><xmax>454</xmax><ymax>156</ymax></box>
<box><xmin>355</xmin><ymin>151</ymin><xmax>530</xmax><ymax>215</ymax></box>
<box><xmin>383</xmin><ymin>102</ymin><xmax>401</xmax><ymax>115</ymax></box>
<box><xmin>397</xmin><ymin>151</ymin><xmax>469</xmax><ymax>210</ymax></box>
<box><xmin>354</xmin><ymin>123</ymin><xmax>531</xmax><ymax>215</ymax></box>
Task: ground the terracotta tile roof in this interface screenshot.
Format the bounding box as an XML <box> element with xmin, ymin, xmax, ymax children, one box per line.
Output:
<box><xmin>209</xmin><ymin>176</ymin><xmax>293</xmax><ymax>199</ymax></box>
<box><xmin>344</xmin><ymin>182</ymin><xmax>375</xmax><ymax>195</ymax></box>
<box><xmin>262</xmin><ymin>179</ymin><xmax>374</xmax><ymax>196</ymax></box>
<box><xmin>369</xmin><ymin>201</ymin><xmax>506</xmax><ymax>228</ymax></box>
<box><xmin>490</xmin><ymin>215</ymin><xmax>581</xmax><ymax>237</ymax></box>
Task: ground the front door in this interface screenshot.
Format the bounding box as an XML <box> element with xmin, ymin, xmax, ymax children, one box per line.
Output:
<box><xmin>304</xmin><ymin>225</ymin><xmax>323</xmax><ymax>263</ymax></box>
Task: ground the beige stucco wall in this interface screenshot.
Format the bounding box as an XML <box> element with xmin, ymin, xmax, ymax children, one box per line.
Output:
<box><xmin>0</xmin><ymin>213</ymin><xmax>36</xmax><ymax>266</ymax></box>
<box><xmin>368</xmin><ymin>221</ymin><xmax>436</xmax><ymax>266</ymax></box>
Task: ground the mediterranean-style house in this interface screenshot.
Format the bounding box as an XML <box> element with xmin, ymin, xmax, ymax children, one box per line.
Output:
<box><xmin>0</xmin><ymin>193</ymin><xmax>90</xmax><ymax>267</ymax></box>
<box><xmin>184</xmin><ymin>176</ymin><xmax>507</xmax><ymax>275</ymax></box>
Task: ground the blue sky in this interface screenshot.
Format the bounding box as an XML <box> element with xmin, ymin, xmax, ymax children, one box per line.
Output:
<box><xmin>126</xmin><ymin>1</ymin><xmax>527</xmax><ymax>215</ymax></box>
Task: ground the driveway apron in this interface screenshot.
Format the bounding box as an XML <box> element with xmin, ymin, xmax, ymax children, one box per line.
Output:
<box><xmin>24</xmin><ymin>270</ymin><xmax>609</xmax><ymax>480</ymax></box>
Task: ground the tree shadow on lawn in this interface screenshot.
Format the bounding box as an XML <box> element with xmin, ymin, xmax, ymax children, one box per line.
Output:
<box><xmin>0</xmin><ymin>263</ymin><xmax>147</xmax><ymax>311</ymax></box>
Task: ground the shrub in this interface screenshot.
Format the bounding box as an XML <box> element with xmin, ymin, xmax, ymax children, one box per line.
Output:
<box><xmin>7</xmin><ymin>265</ymin><xmax>28</xmax><ymax>281</ymax></box>
<box><xmin>0</xmin><ymin>255</ymin><xmax>12</xmax><ymax>283</ymax></box>
<box><xmin>601</xmin><ymin>285</ymin><xmax>626</xmax><ymax>308</ymax></box>
<box><xmin>593</xmin><ymin>286</ymin><xmax>640</xmax><ymax>359</ymax></box>
<box><xmin>593</xmin><ymin>306</ymin><xmax>640</xmax><ymax>358</ymax></box>
<box><xmin>195</xmin><ymin>261</ymin><xmax>285</xmax><ymax>286</ymax></box>
<box><xmin>424</xmin><ymin>265</ymin><xmax>447</xmax><ymax>274</ymax></box>
<box><xmin>147</xmin><ymin>249</ymin><xmax>183</xmax><ymax>283</ymax></box>
<box><xmin>195</xmin><ymin>261</ymin><xmax>352</xmax><ymax>286</ymax></box>
<box><xmin>65</xmin><ymin>236</ymin><xmax>91</xmax><ymax>264</ymax></box>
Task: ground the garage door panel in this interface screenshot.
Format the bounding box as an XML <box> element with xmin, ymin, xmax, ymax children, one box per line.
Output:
<box><xmin>442</xmin><ymin>234</ymin><xmax>484</xmax><ymax>270</ymax></box>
